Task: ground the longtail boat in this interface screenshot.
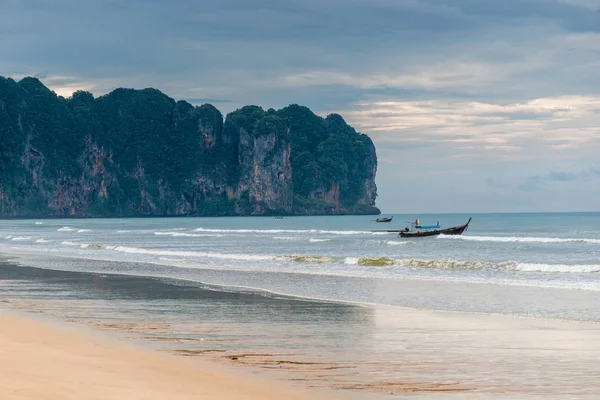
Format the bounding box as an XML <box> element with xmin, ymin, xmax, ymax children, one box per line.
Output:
<box><xmin>399</xmin><ymin>217</ymin><xmax>471</xmax><ymax>238</ymax></box>
<box><xmin>376</xmin><ymin>216</ymin><xmax>393</xmax><ymax>222</ymax></box>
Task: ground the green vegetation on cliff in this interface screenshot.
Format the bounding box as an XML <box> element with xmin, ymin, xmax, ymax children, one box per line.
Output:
<box><xmin>0</xmin><ymin>76</ymin><xmax>379</xmax><ymax>217</ymax></box>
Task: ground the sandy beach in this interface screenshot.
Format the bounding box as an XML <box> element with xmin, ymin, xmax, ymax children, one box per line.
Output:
<box><xmin>2</xmin><ymin>262</ymin><xmax>600</xmax><ymax>399</ymax></box>
<box><xmin>0</xmin><ymin>311</ymin><xmax>337</xmax><ymax>400</ymax></box>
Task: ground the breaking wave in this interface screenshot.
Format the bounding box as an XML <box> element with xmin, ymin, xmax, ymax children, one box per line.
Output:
<box><xmin>110</xmin><ymin>245</ymin><xmax>275</xmax><ymax>261</ymax></box>
<box><xmin>49</xmin><ymin>238</ymin><xmax>600</xmax><ymax>273</ymax></box>
<box><xmin>440</xmin><ymin>235</ymin><xmax>600</xmax><ymax>244</ymax></box>
<box><xmin>515</xmin><ymin>263</ymin><xmax>600</xmax><ymax>273</ymax></box>
<box><xmin>344</xmin><ymin>257</ymin><xmax>395</xmax><ymax>266</ymax></box>
<box><xmin>153</xmin><ymin>232</ymin><xmax>223</xmax><ymax>238</ymax></box>
<box><xmin>57</xmin><ymin>227</ymin><xmax>77</xmax><ymax>232</ymax></box>
<box><xmin>280</xmin><ymin>255</ymin><xmax>334</xmax><ymax>263</ymax></box>
<box><xmin>194</xmin><ymin>227</ymin><xmax>371</xmax><ymax>235</ymax></box>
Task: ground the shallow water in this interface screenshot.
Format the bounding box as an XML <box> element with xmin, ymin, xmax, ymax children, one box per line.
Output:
<box><xmin>2</xmin><ymin>263</ymin><xmax>600</xmax><ymax>399</ymax></box>
<box><xmin>0</xmin><ymin>214</ymin><xmax>599</xmax><ymax>320</ymax></box>
<box><xmin>1</xmin><ymin>214</ymin><xmax>600</xmax><ymax>398</ymax></box>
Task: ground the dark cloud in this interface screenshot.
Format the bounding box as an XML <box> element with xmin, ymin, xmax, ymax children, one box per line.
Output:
<box><xmin>519</xmin><ymin>168</ymin><xmax>600</xmax><ymax>191</ymax></box>
<box><xmin>419</xmin><ymin>0</ymin><xmax>600</xmax><ymax>31</ymax></box>
<box><xmin>1</xmin><ymin>0</ymin><xmax>600</xmax><ymax>211</ymax></box>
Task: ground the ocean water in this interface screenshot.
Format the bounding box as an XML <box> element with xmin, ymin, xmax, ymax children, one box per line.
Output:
<box><xmin>2</xmin><ymin>213</ymin><xmax>600</xmax><ymax>398</ymax></box>
<box><xmin>0</xmin><ymin>213</ymin><xmax>599</xmax><ymax>320</ymax></box>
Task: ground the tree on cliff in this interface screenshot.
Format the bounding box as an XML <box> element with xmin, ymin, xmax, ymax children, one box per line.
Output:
<box><xmin>0</xmin><ymin>76</ymin><xmax>379</xmax><ymax>217</ymax></box>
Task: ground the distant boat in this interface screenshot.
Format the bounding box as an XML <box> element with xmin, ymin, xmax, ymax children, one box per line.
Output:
<box><xmin>273</xmin><ymin>216</ymin><xmax>284</xmax><ymax>219</ymax></box>
<box><xmin>376</xmin><ymin>216</ymin><xmax>393</xmax><ymax>223</ymax></box>
<box><xmin>399</xmin><ymin>217</ymin><xmax>471</xmax><ymax>238</ymax></box>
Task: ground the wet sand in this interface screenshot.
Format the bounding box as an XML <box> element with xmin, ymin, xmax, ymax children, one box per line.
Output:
<box><xmin>0</xmin><ymin>312</ymin><xmax>338</xmax><ymax>400</ymax></box>
<box><xmin>2</xmin><ymin>262</ymin><xmax>600</xmax><ymax>399</ymax></box>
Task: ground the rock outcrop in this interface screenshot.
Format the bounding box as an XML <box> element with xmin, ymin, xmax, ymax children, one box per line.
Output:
<box><xmin>0</xmin><ymin>76</ymin><xmax>379</xmax><ymax>217</ymax></box>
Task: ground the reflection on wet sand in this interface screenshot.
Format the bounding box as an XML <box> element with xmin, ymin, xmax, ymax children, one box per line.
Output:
<box><xmin>2</xmin><ymin>262</ymin><xmax>600</xmax><ymax>399</ymax></box>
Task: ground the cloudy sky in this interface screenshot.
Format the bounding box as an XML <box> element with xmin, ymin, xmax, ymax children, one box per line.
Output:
<box><xmin>2</xmin><ymin>0</ymin><xmax>600</xmax><ymax>213</ymax></box>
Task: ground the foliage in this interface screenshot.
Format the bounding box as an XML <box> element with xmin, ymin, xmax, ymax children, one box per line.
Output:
<box><xmin>0</xmin><ymin>76</ymin><xmax>378</xmax><ymax>217</ymax></box>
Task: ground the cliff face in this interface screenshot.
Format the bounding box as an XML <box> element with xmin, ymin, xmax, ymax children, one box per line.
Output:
<box><xmin>0</xmin><ymin>76</ymin><xmax>379</xmax><ymax>217</ymax></box>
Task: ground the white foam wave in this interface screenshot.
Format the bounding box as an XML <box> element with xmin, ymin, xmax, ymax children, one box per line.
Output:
<box><xmin>117</xmin><ymin>228</ymin><xmax>187</xmax><ymax>234</ymax></box>
<box><xmin>35</xmin><ymin>239</ymin><xmax>53</xmax><ymax>243</ymax></box>
<box><xmin>57</xmin><ymin>227</ymin><xmax>76</xmax><ymax>232</ymax></box>
<box><xmin>309</xmin><ymin>238</ymin><xmax>332</xmax><ymax>243</ymax></box>
<box><xmin>111</xmin><ymin>245</ymin><xmax>275</xmax><ymax>261</ymax></box>
<box><xmin>77</xmin><ymin>229</ymin><xmax>92</xmax><ymax>233</ymax></box>
<box><xmin>386</xmin><ymin>241</ymin><xmax>410</xmax><ymax>246</ymax></box>
<box><xmin>61</xmin><ymin>240</ymin><xmax>87</xmax><ymax>249</ymax></box>
<box><xmin>341</xmin><ymin>257</ymin><xmax>600</xmax><ymax>273</ymax></box>
<box><xmin>440</xmin><ymin>235</ymin><xmax>600</xmax><ymax>244</ymax></box>
<box><xmin>61</xmin><ymin>241</ymin><xmax>103</xmax><ymax>249</ymax></box>
<box><xmin>515</xmin><ymin>263</ymin><xmax>600</xmax><ymax>273</ymax></box>
<box><xmin>35</xmin><ymin>222</ymin><xmax>43</xmax><ymax>225</ymax></box>
<box><xmin>273</xmin><ymin>236</ymin><xmax>299</xmax><ymax>241</ymax></box>
<box><xmin>194</xmin><ymin>227</ymin><xmax>372</xmax><ymax>235</ymax></box>
<box><xmin>5</xmin><ymin>235</ymin><xmax>13</xmax><ymax>239</ymax></box>
<box><xmin>320</xmin><ymin>230</ymin><xmax>370</xmax><ymax>235</ymax></box>
<box><xmin>11</xmin><ymin>236</ymin><xmax>31</xmax><ymax>241</ymax></box>
<box><xmin>153</xmin><ymin>232</ymin><xmax>223</xmax><ymax>238</ymax></box>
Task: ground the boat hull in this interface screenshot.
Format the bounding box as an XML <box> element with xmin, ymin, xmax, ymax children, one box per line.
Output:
<box><xmin>399</xmin><ymin>218</ymin><xmax>471</xmax><ymax>238</ymax></box>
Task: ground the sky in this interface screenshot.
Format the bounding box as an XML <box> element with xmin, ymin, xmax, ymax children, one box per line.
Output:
<box><xmin>1</xmin><ymin>0</ymin><xmax>600</xmax><ymax>213</ymax></box>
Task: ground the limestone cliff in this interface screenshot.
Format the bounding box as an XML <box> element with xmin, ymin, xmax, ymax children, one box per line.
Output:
<box><xmin>0</xmin><ymin>76</ymin><xmax>379</xmax><ymax>217</ymax></box>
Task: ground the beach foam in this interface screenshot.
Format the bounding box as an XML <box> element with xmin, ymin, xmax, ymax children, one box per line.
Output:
<box><xmin>440</xmin><ymin>235</ymin><xmax>600</xmax><ymax>244</ymax></box>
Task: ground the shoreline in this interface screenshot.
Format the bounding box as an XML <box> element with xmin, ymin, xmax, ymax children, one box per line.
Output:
<box><xmin>2</xmin><ymin>257</ymin><xmax>600</xmax><ymax>398</ymax></box>
<box><xmin>0</xmin><ymin>310</ymin><xmax>342</xmax><ymax>400</ymax></box>
<box><xmin>4</xmin><ymin>294</ymin><xmax>600</xmax><ymax>399</ymax></box>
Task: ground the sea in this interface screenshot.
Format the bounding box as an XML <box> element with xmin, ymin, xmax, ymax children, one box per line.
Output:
<box><xmin>1</xmin><ymin>213</ymin><xmax>600</xmax><ymax>398</ymax></box>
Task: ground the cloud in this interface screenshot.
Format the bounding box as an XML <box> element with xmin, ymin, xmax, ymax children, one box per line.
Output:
<box><xmin>2</xmin><ymin>0</ymin><xmax>600</xmax><ymax>212</ymax></box>
<box><xmin>331</xmin><ymin>95</ymin><xmax>600</xmax><ymax>166</ymax></box>
<box><xmin>519</xmin><ymin>168</ymin><xmax>600</xmax><ymax>191</ymax></box>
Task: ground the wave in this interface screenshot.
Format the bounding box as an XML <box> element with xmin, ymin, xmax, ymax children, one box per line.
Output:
<box><xmin>397</xmin><ymin>259</ymin><xmax>600</xmax><ymax>273</ymax></box>
<box><xmin>345</xmin><ymin>257</ymin><xmax>395</xmax><ymax>266</ymax></box>
<box><xmin>273</xmin><ymin>236</ymin><xmax>299</xmax><ymax>241</ymax></box>
<box><xmin>10</xmin><ymin>236</ymin><xmax>31</xmax><ymax>241</ymax></box>
<box><xmin>309</xmin><ymin>238</ymin><xmax>332</xmax><ymax>243</ymax></box>
<box><xmin>194</xmin><ymin>227</ymin><xmax>372</xmax><ymax>235</ymax></box>
<box><xmin>116</xmin><ymin>228</ymin><xmax>187</xmax><ymax>234</ymax></box>
<box><xmin>280</xmin><ymin>255</ymin><xmax>334</xmax><ymax>263</ymax></box>
<box><xmin>440</xmin><ymin>235</ymin><xmax>600</xmax><ymax>244</ymax></box>
<box><xmin>515</xmin><ymin>263</ymin><xmax>600</xmax><ymax>273</ymax></box>
<box><xmin>35</xmin><ymin>222</ymin><xmax>43</xmax><ymax>225</ymax></box>
<box><xmin>111</xmin><ymin>245</ymin><xmax>275</xmax><ymax>261</ymax></box>
<box><xmin>35</xmin><ymin>239</ymin><xmax>53</xmax><ymax>243</ymax></box>
<box><xmin>48</xmin><ymin>237</ymin><xmax>600</xmax><ymax>274</ymax></box>
<box><xmin>343</xmin><ymin>257</ymin><xmax>600</xmax><ymax>273</ymax></box>
<box><xmin>77</xmin><ymin>229</ymin><xmax>92</xmax><ymax>233</ymax></box>
<box><xmin>62</xmin><ymin>240</ymin><xmax>85</xmax><ymax>248</ymax></box>
<box><xmin>153</xmin><ymin>232</ymin><xmax>223</xmax><ymax>238</ymax></box>
<box><xmin>57</xmin><ymin>227</ymin><xmax>77</xmax><ymax>232</ymax></box>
